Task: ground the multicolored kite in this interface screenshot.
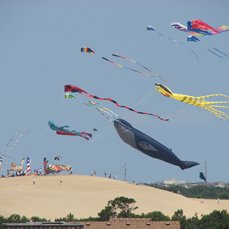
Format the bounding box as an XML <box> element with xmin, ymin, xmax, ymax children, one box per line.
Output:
<box><xmin>155</xmin><ymin>83</ymin><xmax>229</xmax><ymax>120</ymax></box>
<box><xmin>48</xmin><ymin>121</ymin><xmax>92</xmax><ymax>140</ymax></box>
<box><xmin>64</xmin><ymin>85</ymin><xmax>169</xmax><ymax>121</ymax></box>
<box><xmin>171</xmin><ymin>19</ymin><xmax>229</xmax><ymax>42</ymax></box>
<box><xmin>47</xmin><ymin>164</ymin><xmax>71</xmax><ymax>174</ymax></box>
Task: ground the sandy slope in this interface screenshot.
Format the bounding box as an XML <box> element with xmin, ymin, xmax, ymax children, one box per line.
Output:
<box><xmin>0</xmin><ymin>175</ymin><xmax>228</xmax><ymax>220</ymax></box>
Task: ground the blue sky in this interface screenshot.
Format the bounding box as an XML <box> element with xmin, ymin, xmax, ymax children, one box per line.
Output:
<box><xmin>0</xmin><ymin>0</ymin><xmax>228</xmax><ymax>183</ymax></box>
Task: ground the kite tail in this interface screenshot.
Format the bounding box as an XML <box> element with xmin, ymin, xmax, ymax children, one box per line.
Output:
<box><xmin>91</xmin><ymin>96</ymin><xmax>169</xmax><ymax>121</ymax></box>
<box><xmin>203</xmin><ymin>106</ymin><xmax>229</xmax><ymax>120</ymax></box>
<box><xmin>197</xmin><ymin>94</ymin><xmax>229</xmax><ymax>100</ymax></box>
<box><xmin>212</xmin><ymin>47</ymin><xmax>229</xmax><ymax>58</ymax></box>
<box><xmin>112</xmin><ymin>54</ymin><xmax>152</xmax><ymax>72</ymax></box>
<box><xmin>97</xmin><ymin>108</ymin><xmax>118</xmax><ymax>122</ymax></box>
<box><xmin>212</xmin><ymin>105</ymin><xmax>229</xmax><ymax>109</ymax></box>
<box><xmin>179</xmin><ymin>161</ymin><xmax>199</xmax><ymax>170</ymax></box>
<box><xmin>206</xmin><ymin>101</ymin><xmax>229</xmax><ymax>105</ymax></box>
<box><xmin>84</xmin><ymin>99</ymin><xmax>118</xmax><ymax>122</ymax></box>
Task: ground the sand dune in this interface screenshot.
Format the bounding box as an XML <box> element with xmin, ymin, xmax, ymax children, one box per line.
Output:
<box><xmin>0</xmin><ymin>175</ymin><xmax>228</xmax><ymax>220</ymax></box>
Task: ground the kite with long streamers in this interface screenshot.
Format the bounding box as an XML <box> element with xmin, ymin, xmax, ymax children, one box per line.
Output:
<box><xmin>64</xmin><ymin>85</ymin><xmax>169</xmax><ymax>121</ymax></box>
<box><xmin>81</xmin><ymin>47</ymin><xmax>164</xmax><ymax>80</ymax></box>
<box><xmin>147</xmin><ymin>25</ymin><xmax>199</xmax><ymax>61</ymax></box>
<box><xmin>155</xmin><ymin>83</ymin><xmax>229</xmax><ymax>120</ymax></box>
<box><xmin>48</xmin><ymin>121</ymin><xmax>92</xmax><ymax>140</ymax></box>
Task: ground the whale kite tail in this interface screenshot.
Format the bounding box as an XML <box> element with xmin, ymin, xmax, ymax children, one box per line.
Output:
<box><xmin>180</xmin><ymin>161</ymin><xmax>199</xmax><ymax>170</ymax></box>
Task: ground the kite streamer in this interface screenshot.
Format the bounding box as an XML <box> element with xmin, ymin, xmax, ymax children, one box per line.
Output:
<box><xmin>147</xmin><ymin>25</ymin><xmax>199</xmax><ymax>61</ymax></box>
<box><xmin>84</xmin><ymin>99</ymin><xmax>119</xmax><ymax>122</ymax></box>
<box><xmin>208</xmin><ymin>47</ymin><xmax>229</xmax><ymax>61</ymax></box>
<box><xmin>155</xmin><ymin>83</ymin><xmax>229</xmax><ymax>120</ymax></box>
<box><xmin>64</xmin><ymin>84</ymin><xmax>169</xmax><ymax>121</ymax></box>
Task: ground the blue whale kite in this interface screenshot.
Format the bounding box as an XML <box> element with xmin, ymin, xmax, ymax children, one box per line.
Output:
<box><xmin>113</xmin><ymin>119</ymin><xmax>199</xmax><ymax>170</ymax></box>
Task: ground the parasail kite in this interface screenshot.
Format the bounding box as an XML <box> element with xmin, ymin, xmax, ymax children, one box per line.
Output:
<box><xmin>171</xmin><ymin>19</ymin><xmax>229</xmax><ymax>42</ymax></box>
<box><xmin>47</xmin><ymin>164</ymin><xmax>71</xmax><ymax>173</ymax></box>
<box><xmin>81</xmin><ymin>47</ymin><xmax>164</xmax><ymax>80</ymax></box>
<box><xmin>64</xmin><ymin>85</ymin><xmax>169</xmax><ymax>121</ymax></box>
<box><xmin>155</xmin><ymin>84</ymin><xmax>229</xmax><ymax>120</ymax></box>
<box><xmin>48</xmin><ymin>121</ymin><xmax>92</xmax><ymax>140</ymax></box>
<box><xmin>114</xmin><ymin>118</ymin><xmax>199</xmax><ymax>170</ymax></box>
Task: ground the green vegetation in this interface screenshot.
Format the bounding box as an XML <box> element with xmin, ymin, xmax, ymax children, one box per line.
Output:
<box><xmin>98</xmin><ymin>196</ymin><xmax>138</xmax><ymax>220</ymax></box>
<box><xmin>145</xmin><ymin>183</ymin><xmax>229</xmax><ymax>199</ymax></box>
<box><xmin>1</xmin><ymin>196</ymin><xmax>229</xmax><ymax>229</ymax></box>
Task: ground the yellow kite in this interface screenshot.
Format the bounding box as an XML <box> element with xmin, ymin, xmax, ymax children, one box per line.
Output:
<box><xmin>155</xmin><ymin>83</ymin><xmax>229</xmax><ymax>120</ymax></box>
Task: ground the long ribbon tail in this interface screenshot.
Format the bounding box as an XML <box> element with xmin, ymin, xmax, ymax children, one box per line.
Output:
<box><xmin>84</xmin><ymin>99</ymin><xmax>118</xmax><ymax>121</ymax></box>
<box><xmin>203</xmin><ymin>106</ymin><xmax>229</xmax><ymax>120</ymax></box>
<box><xmin>208</xmin><ymin>49</ymin><xmax>225</xmax><ymax>60</ymax></box>
<box><xmin>88</xmin><ymin>97</ymin><xmax>169</xmax><ymax>121</ymax></box>
<box><xmin>102</xmin><ymin>56</ymin><xmax>166</xmax><ymax>81</ymax></box>
<box><xmin>211</xmin><ymin>105</ymin><xmax>229</xmax><ymax>109</ymax></box>
<box><xmin>112</xmin><ymin>53</ymin><xmax>152</xmax><ymax>72</ymax></box>
<box><xmin>197</xmin><ymin>94</ymin><xmax>229</xmax><ymax>100</ymax></box>
<box><xmin>74</xmin><ymin>87</ymin><xmax>169</xmax><ymax>121</ymax></box>
<box><xmin>204</xmin><ymin>101</ymin><xmax>229</xmax><ymax>105</ymax></box>
<box><xmin>212</xmin><ymin>47</ymin><xmax>229</xmax><ymax>58</ymax></box>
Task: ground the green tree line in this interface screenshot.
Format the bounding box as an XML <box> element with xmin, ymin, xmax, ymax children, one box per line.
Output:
<box><xmin>145</xmin><ymin>183</ymin><xmax>229</xmax><ymax>199</ymax></box>
<box><xmin>0</xmin><ymin>196</ymin><xmax>229</xmax><ymax>229</ymax></box>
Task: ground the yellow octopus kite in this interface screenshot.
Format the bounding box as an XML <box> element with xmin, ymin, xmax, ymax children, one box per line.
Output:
<box><xmin>155</xmin><ymin>83</ymin><xmax>229</xmax><ymax>120</ymax></box>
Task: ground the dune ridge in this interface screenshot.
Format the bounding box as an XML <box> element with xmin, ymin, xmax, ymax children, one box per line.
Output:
<box><xmin>0</xmin><ymin>175</ymin><xmax>228</xmax><ymax>219</ymax></box>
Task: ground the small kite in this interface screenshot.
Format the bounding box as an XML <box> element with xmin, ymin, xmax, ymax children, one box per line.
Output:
<box><xmin>155</xmin><ymin>84</ymin><xmax>229</xmax><ymax>120</ymax></box>
<box><xmin>147</xmin><ymin>25</ymin><xmax>199</xmax><ymax>61</ymax></box>
<box><xmin>64</xmin><ymin>85</ymin><xmax>169</xmax><ymax>121</ymax></box>
<box><xmin>199</xmin><ymin>172</ymin><xmax>207</xmax><ymax>182</ymax></box>
<box><xmin>171</xmin><ymin>19</ymin><xmax>229</xmax><ymax>42</ymax></box>
<box><xmin>54</xmin><ymin>155</ymin><xmax>62</xmax><ymax>161</ymax></box>
<box><xmin>80</xmin><ymin>47</ymin><xmax>95</xmax><ymax>54</ymax></box>
<box><xmin>48</xmin><ymin>121</ymin><xmax>92</xmax><ymax>140</ymax></box>
<box><xmin>114</xmin><ymin>118</ymin><xmax>199</xmax><ymax>170</ymax></box>
<box><xmin>81</xmin><ymin>47</ymin><xmax>163</xmax><ymax>80</ymax></box>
